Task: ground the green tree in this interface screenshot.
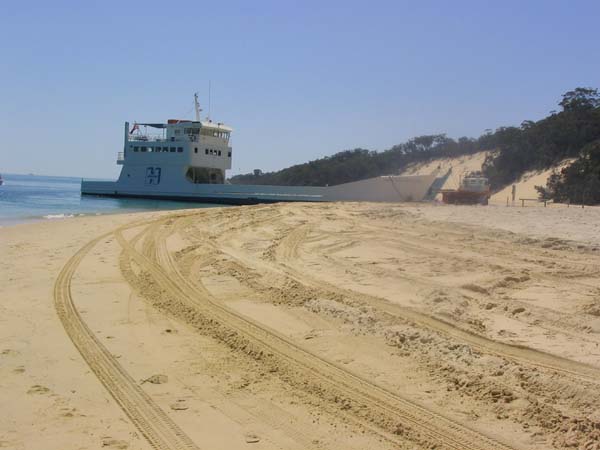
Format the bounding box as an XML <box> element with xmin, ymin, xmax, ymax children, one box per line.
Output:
<box><xmin>559</xmin><ymin>87</ymin><xmax>600</xmax><ymax>112</ymax></box>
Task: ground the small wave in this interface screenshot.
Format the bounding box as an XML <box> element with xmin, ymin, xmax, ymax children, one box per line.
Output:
<box><xmin>43</xmin><ymin>213</ymin><xmax>75</xmax><ymax>220</ymax></box>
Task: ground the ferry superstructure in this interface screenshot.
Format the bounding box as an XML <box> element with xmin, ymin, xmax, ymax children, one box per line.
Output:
<box><xmin>81</xmin><ymin>95</ymin><xmax>438</xmax><ymax>204</ymax></box>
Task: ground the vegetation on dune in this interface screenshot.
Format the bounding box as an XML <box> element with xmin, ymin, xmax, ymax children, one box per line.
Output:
<box><xmin>229</xmin><ymin>134</ymin><xmax>487</xmax><ymax>187</ymax></box>
<box><xmin>229</xmin><ymin>88</ymin><xmax>600</xmax><ymax>204</ymax></box>
<box><xmin>536</xmin><ymin>140</ymin><xmax>600</xmax><ymax>204</ymax></box>
<box><xmin>483</xmin><ymin>88</ymin><xmax>600</xmax><ymax>191</ymax></box>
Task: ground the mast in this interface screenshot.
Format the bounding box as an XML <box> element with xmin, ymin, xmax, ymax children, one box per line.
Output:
<box><xmin>124</xmin><ymin>122</ymin><xmax>129</xmax><ymax>152</ymax></box>
<box><xmin>194</xmin><ymin>93</ymin><xmax>201</xmax><ymax>121</ymax></box>
<box><xmin>208</xmin><ymin>80</ymin><xmax>211</xmax><ymax>121</ymax></box>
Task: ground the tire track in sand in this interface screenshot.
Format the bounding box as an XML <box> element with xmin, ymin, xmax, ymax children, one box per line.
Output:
<box><xmin>53</xmin><ymin>227</ymin><xmax>201</xmax><ymax>450</ymax></box>
<box><xmin>115</xmin><ymin>218</ymin><xmax>517</xmax><ymax>450</ymax></box>
<box><xmin>272</xmin><ymin>224</ymin><xmax>600</xmax><ymax>385</ymax></box>
<box><xmin>120</xmin><ymin>220</ymin><xmax>341</xmax><ymax>450</ymax></box>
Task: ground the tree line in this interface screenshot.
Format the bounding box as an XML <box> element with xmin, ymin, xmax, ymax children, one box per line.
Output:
<box><xmin>483</xmin><ymin>87</ymin><xmax>600</xmax><ymax>204</ymax></box>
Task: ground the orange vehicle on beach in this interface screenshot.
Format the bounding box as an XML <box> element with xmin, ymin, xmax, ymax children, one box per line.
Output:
<box><xmin>440</xmin><ymin>171</ymin><xmax>491</xmax><ymax>205</ymax></box>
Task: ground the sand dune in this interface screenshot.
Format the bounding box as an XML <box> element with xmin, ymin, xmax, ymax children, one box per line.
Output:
<box><xmin>400</xmin><ymin>151</ymin><xmax>575</xmax><ymax>206</ymax></box>
<box><xmin>401</xmin><ymin>151</ymin><xmax>491</xmax><ymax>184</ymax></box>
<box><xmin>400</xmin><ymin>151</ymin><xmax>492</xmax><ymax>200</ymax></box>
<box><xmin>2</xmin><ymin>203</ymin><xmax>600</xmax><ymax>449</ymax></box>
<box><xmin>489</xmin><ymin>160</ymin><xmax>575</xmax><ymax>205</ymax></box>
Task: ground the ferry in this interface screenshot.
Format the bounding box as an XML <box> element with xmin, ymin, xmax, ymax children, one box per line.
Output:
<box><xmin>81</xmin><ymin>95</ymin><xmax>438</xmax><ymax>204</ymax></box>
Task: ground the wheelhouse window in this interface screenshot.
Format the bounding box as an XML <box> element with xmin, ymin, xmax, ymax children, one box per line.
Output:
<box><xmin>177</xmin><ymin>147</ymin><xmax>183</xmax><ymax>153</ymax></box>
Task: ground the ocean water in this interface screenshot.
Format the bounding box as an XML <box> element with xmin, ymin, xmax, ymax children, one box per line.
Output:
<box><xmin>0</xmin><ymin>173</ymin><xmax>218</xmax><ymax>226</ymax></box>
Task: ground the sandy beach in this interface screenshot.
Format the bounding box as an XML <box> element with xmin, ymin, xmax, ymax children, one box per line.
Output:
<box><xmin>2</xmin><ymin>202</ymin><xmax>600</xmax><ymax>450</ymax></box>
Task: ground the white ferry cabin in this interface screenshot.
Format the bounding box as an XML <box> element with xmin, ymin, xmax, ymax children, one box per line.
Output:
<box><xmin>123</xmin><ymin>94</ymin><xmax>232</xmax><ymax>186</ymax></box>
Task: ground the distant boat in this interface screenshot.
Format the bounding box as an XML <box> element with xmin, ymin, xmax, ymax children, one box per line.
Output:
<box><xmin>0</xmin><ymin>174</ymin><xmax>3</xmax><ymax>185</ymax></box>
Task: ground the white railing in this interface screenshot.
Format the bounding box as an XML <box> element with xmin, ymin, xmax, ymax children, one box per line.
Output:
<box><xmin>128</xmin><ymin>134</ymin><xmax>199</xmax><ymax>143</ymax></box>
<box><xmin>128</xmin><ymin>134</ymin><xmax>166</xmax><ymax>142</ymax></box>
<box><xmin>117</xmin><ymin>152</ymin><xmax>124</xmax><ymax>161</ymax></box>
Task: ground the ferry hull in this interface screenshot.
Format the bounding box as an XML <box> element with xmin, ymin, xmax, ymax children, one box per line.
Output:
<box><xmin>81</xmin><ymin>173</ymin><xmax>438</xmax><ymax>205</ymax></box>
<box><xmin>81</xmin><ymin>182</ymin><xmax>326</xmax><ymax>205</ymax></box>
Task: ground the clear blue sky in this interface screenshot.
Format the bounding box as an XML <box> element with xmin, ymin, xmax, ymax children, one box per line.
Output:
<box><xmin>1</xmin><ymin>0</ymin><xmax>599</xmax><ymax>178</ymax></box>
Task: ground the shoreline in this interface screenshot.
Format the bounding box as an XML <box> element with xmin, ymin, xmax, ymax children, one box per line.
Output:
<box><xmin>0</xmin><ymin>212</ymin><xmax>93</xmax><ymax>228</ymax></box>
<box><xmin>0</xmin><ymin>172</ymin><xmax>224</xmax><ymax>228</ymax></box>
<box><xmin>0</xmin><ymin>204</ymin><xmax>226</xmax><ymax>228</ymax></box>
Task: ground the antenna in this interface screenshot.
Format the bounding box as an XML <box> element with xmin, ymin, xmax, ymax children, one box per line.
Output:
<box><xmin>208</xmin><ymin>80</ymin><xmax>212</xmax><ymax>121</ymax></box>
<box><xmin>193</xmin><ymin>93</ymin><xmax>202</xmax><ymax>121</ymax></box>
